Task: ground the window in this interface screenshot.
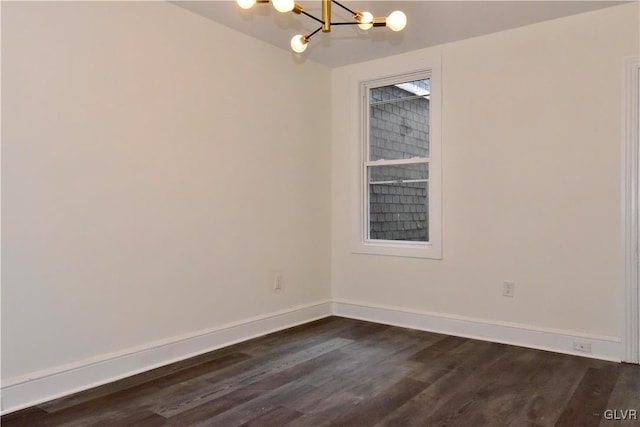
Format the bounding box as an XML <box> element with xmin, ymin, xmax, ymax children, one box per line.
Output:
<box><xmin>354</xmin><ymin>62</ymin><xmax>441</xmax><ymax>259</ymax></box>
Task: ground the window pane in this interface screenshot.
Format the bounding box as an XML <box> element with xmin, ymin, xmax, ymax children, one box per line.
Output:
<box><xmin>368</xmin><ymin>163</ymin><xmax>428</xmax><ymax>242</ymax></box>
<box><xmin>369</xmin><ymin>78</ymin><xmax>430</xmax><ymax>161</ymax></box>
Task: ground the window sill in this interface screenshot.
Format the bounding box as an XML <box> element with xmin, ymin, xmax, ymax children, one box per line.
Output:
<box><xmin>352</xmin><ymin>240</ymin><xmax>442</xmax><ymax>259</ymax></box>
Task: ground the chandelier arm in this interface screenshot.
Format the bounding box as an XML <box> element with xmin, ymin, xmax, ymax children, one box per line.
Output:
<box><xmin>330</xmin><ymin>21</ymin><xmax>363</xmax><ymax>26</ymax></box>
<box><xmin>307</xmin><ymin>26</ymin><xmax>323</xmax><ymax>39</ymax></box>
<box><xmin>331</xmin><ymin>0</ymin><xmax>356</xmax><ymax>16</ymax></box>
<box><xmin>300</xmin><ymin>10</ymin><xmax>325</xmax><ymax>25</ymax></box>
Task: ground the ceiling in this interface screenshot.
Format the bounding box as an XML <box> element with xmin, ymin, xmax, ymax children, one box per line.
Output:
<box><xmin>173</xmin><ymin>1</ymin><xmax>626</xmax><ymax>67</ymax></box>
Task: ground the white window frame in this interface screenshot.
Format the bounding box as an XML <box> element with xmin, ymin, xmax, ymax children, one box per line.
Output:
<box><xmin>351</xmin><ymin>57</ymin><xmax>442</xmax><ymax>259</ymax></box>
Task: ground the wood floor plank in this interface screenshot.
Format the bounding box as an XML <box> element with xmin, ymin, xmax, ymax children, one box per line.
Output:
<box><xmin>326</xmin><ymin>377</ymin><xmax>428</xmax><ymax>427</ymax></box>
<box><xmin>40</xmin><ymin>349</ymin><xmax>249</xmax><ymax>413</ymax></box>
<box><xmin>190</xmin><ymin>383</ymin><xmax>316</xmax><ymax>427</ymax></box>
<box><xmin>600</xmin><ymin>363</ymin><xmax>640</xmax><ymax>427</ymax></box>
<box><xmin>285</xmin><ymin>325</ymin><xmax>435</xmax><ymax>415</ymax></box>
<box><xmin>418</xmin><ymin>346</ymin><xmax>557</xmax><ymax>426</ymax></box>
<box><xmin>407</xmin><ymin>339</ymin><xmax>509</xmax><ymax>384</ymax></box>
<box><xmin>409</xmin><ymin>335</ymin><xmax>467</xmax><ymax>362</ymax></box>
<box><xmin>155</xmin><ymin>337</ymin><xmax>352</xmax><ymax>418</ymax></box>
<box><xmin>507</xmin><ymin>353</ymin><xmax>592</xmax><ymax>427</ymax></box>
<box><xmin>165</xmin><ymin>347</ymin><xmax>348</xmax><ymax>425</ymax></box>
<box><xmin>286</xmin><ymin>357</ymin><xmax>423</xmax><ymax>426</ymax></box>
<box><xmin>94</xmin><ymin>410</ymin><xmax>169</xmax><ymax>427</ymax></box>
<box><xmin>375</xmin><ymin>344</ymin><xmax>527</xmax><ymax>427</ymax></box>
<box><xmin>0</xmin><ymin>407</ymin><xmax>49</xmax><ymax>427</ymax></box>
<box><xmin>555</xmin><ymin>366</ymin><xmax>620</xmax><ymax>427</ymax></box>
<box><xmin>12</xmin><ymin>352</ymin><xmax>251</xmax><ymax>427</ymax></box>
<box><xmin>333</xmin><ymin>319</ymin><xmax>392</xmax><ymax>340</ymax></box>
<box><xmin>236</xmin><ymin>405</ymin><xmax>303</xmax><ymax>427</ymax></box>
<box><xmin>234</xmin><ymin>316</ymin><xmax>355</xmax><ymax>357</ymax></box>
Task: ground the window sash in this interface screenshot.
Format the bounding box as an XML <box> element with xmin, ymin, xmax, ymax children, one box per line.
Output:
<box><xmin>365</xmin><ymin>161</ymin><xmax>430</xmax><ymax>243</ymax></box>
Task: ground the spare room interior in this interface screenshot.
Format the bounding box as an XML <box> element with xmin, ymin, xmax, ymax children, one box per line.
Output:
<box><xmin>1</xmin><ymin>0</ymin><xmax>640</xmax><ymax>425</ymax></box>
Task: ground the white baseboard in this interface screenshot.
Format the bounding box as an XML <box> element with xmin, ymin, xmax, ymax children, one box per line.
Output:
<box><xmin>1</xmin><ymin>300</ymin><xmax>332</xmax><ymax>415</ymax></box>
<box><xmin>332</xmin><ymin>299</ymin><xmax>622</xmax><ymax>362</ymax></box>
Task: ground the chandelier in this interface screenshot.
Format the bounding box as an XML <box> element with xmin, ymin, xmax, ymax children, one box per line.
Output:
<box><xmin>235</xmin><ymin>0</ymin><xmax>407</xmax><ymax>53</ymax></box>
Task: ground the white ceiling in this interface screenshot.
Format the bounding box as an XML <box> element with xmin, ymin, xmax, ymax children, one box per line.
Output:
<box><xmin>173</xmin><ymin>1</ymin><xmax>626</xmax><ymax>67</ymax></box>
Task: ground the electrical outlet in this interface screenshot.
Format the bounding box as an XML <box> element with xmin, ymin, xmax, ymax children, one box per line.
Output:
<box><xmin>573</xmin><ymin>341</ymin><xmax>592</xmax><ymax>353</ymax></box>
<box><xmin>503</xmin><ymin>281</ymin><xmax>515</xmax><ymax>298</ymax></box>
<box><xmin>274</xmin><ymin>272</ymin><xmax>283</xmax><ymax>290</ymax></box>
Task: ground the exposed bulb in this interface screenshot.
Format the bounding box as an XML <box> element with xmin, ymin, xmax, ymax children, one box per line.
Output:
<box><xmin>272</xmin><ymin>0</ymin><xmax>295</xmax><ymax>13</ymax></box>
<box><xmin>386</xmin><ymin>10</ymin><xmax>407</xmax><ymax>31</ymax></box>
<box><xmin>290</xmin><ymin>34</ymin><xmax>308</xmax><ymax>53</ymax></box>
<box><xmin>358</xmin><ymin>11</ymin><xmax>373</xmax><ymax>30</ymax></box>
<box><xmin>236</xmin><ymin>0</ymin><xmax>256</xmax><ymax>9</ymax></box>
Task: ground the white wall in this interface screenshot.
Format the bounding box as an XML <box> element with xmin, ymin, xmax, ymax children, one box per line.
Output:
<box><xmin>332</xmin><ymin>4</ymin><xmax>639</xmax><ymax>338</ymax></box>
<box><xmin>2</xmin><ymin>1</ymin><xmax>331</xmax><ymax>383</ymax></box>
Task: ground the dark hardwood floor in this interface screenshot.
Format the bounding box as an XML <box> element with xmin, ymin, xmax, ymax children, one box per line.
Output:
<box><xmin>2</xmin><ymin>316</ymin><xmax>639</xmax><ymax>426</ymax></box>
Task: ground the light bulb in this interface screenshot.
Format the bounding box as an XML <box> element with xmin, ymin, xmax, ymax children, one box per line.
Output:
<box><xmin>358</xmin><ymin>11</ymin><xmax>373</xmax><ymax>30</ymax></box>
<box><xmin>290</xmin><ymin>34</ymin><xmax>308</xmax><ymax>53</ymax></box>
<box><xmin>386</xmin><ymin>10</ymin><xmax>407</xmax><ymax>31</ymax></box>
<box><xmin>272</xmin><ymin>0</ymin><xmax>295</xmax><ymax>13</ymax></box>
<box><xmin>236</xmin><ymin>0</ymin><xmax>256</xmax><ymax>9</ymax></box>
